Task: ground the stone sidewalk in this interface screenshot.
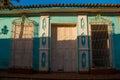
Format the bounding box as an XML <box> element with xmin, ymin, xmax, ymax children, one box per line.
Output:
<box><xmin>0</xmin><ymin>72</ymin><xmax>120</xmax><ymax>79</ymax></box>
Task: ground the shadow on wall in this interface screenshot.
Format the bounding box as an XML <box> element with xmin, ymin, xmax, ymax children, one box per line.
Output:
<box><xmin>0</xmin><ymin>23</ymin><xmax>120</xmax><ymax>71</ymax></box>
<box><xmin>0</xmin><ymin>34</ymin><xmax>120</xmax><ymax>71</ymax></box>
<box><xmin>0</xmin><ymin>20</ymin><xmax>40</xmax><ymax>70</ymax></box>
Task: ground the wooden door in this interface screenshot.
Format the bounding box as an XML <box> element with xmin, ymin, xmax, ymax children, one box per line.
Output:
<box><xmin>12</xmin><ymin>23</ymin><xmax>34</xmax><ymax>69</ymax></box>
<box><xmin>51</xmin><ymin>24</ymin><xmax>77</xmax><ymax>72</ymax></box>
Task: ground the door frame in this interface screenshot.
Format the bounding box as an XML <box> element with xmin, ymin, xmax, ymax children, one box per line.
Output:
<box><xmin>88</xmin><ymin>15</ymin><xmax>113</xmax><ymax>70</ymax></box>
<box><xmin>50</xmin><ymin>23</ymin><xmax>78</xmax><ymax>72</ymax></box>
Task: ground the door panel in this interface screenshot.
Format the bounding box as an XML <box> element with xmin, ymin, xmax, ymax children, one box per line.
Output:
<box><xmin>51</xmin><ymin>24</ymin><xmax>77</xmax><ymax>72</ymax></box>
<box><xmin>12</xmin><ymin>24</ymin><xmax>34</xmax><ymax>69</ymax></box>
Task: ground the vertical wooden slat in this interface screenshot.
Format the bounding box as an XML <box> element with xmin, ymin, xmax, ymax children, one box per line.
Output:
<box><xmin>51</xmin><ymin>24</ymin><xmax>77</xmax><ymax>72</ymax></box>
<box><xmin>12</xmin><ymin>23</ymin><xmax>34</xmax><ymax>69</ymax></box>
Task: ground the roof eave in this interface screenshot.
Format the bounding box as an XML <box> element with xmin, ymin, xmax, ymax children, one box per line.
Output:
<box><xmin>0</xmin><ymin>8</ymin><xmax>120</xmax><ymax>15</ymax></box>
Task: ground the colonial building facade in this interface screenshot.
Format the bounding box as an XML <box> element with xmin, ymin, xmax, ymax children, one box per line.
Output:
<box><xmin>0</xmin><ymin>3</ymin><xmax>120</xmax><ymax>73</ymax></box>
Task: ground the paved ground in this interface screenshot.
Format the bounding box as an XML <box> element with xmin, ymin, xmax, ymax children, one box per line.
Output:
<box><xmin>0</xmin><ymin>71</ymin><xmax>120</xmax><ymax>80</ymax></box>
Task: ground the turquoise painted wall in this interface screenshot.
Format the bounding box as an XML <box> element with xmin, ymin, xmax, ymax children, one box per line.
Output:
<box><xmin>0</xmin><ymin>17</ymin><xmax>16</xmax><ymax>69</ymax></box>
<box><xmin>0</xmin><ymin>15</ymin><xmax>78</xmax><ymax>70</ymax></box>
<box><xmin>0</xmin><ymin>15</ymin><xmax>120</xmax><ymax>71</ymax></box>
<box><xmin>50</xmin><ymin>15</ymin><xmax>120</xmax><ymax>71</ymax></box>
<box><xmin>29</xmin><ymin>16</ymin><xmax>40</xmax><ymax>71</ymax></box>
<box><xmin>88</xmin><ymin>15</ymin><xmax>120</xmax><ymax>70</ymax></box>
<box><xmin>50</xmin><ymin>16</ymin><xmax>78</xmax><ymax>23</ymax></box>
<box><xmin>110</xmin><ymin>16</ymin><xmax>120</xmax><ymax>70</ymax></box>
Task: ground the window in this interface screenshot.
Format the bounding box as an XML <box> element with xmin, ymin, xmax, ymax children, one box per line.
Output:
<box><xmin>89</xmin><ymin>15</ymin><xmax>112</xmax><ymax>69</ymax></box>
<box><xmin>91</xmin><ymin>24</ymin><xmax>110</xmax><ymax>68</ymax></box>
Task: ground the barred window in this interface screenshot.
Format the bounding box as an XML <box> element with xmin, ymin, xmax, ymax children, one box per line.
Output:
<box><xmin>91</xmin><ymin>25</ymin><xmax>110</xmax><ymax>68</ymax></box>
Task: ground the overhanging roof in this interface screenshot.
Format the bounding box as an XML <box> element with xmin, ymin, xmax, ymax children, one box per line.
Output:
<box><xmin>0</xmin><ymin>4</ymin><xmax>120</xmax><ymax>15</ymax></box>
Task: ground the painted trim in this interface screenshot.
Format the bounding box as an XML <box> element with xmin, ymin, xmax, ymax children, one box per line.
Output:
<box><xmin>78</xmin><ymin>15</ymin><xmax>89</xmax><ymax>71</ymax></box>
<box><xmin>39</xmin><ymin>15</ymin><xmax>50</xmax><ymax>71</ymax></box>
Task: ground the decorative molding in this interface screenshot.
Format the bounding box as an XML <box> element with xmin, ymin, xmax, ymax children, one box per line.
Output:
<box><xmin>12</xmin><ymin>15</ymin><xmax>34</xmax><ymax>25</ymax></box>
<box><xmin>89</xmin><ymin>14</ymin><xmax>112</xmax><ymax>25</ymax></box>
<box><xmin>0</xmin><ymin>25</ymin><xmax>9</xmax><ymax>35</ymax></box>
<box><xmin>80</xmin><ymin>51</ymin><xmax>89</xmax><ymax>71</ymax></box>
<box><xmin>78</xmin><ymin>15</ymin><xmax>89</xmax><ymax>71</ymax></box>
<box><xmin>39</xmin><ymin>15</ymin><xmax>50</xmax><ymax>71</ymax></box>
<box><xmin>39</xmin><ymin>50</ymin><xmax>49</xmax><ymax>71</ymax></box>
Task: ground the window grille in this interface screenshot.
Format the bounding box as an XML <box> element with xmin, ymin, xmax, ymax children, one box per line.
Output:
<box><xmin>91</xmin><ymin>24</ymin><xmax>110</xmax><ymax>68</ymax></box>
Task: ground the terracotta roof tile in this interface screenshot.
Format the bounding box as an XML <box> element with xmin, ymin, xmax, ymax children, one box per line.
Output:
<box><xmin>0</xmin><ymin>4</ymin><xmax>120</xmax><ymax>10</ymax></box>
